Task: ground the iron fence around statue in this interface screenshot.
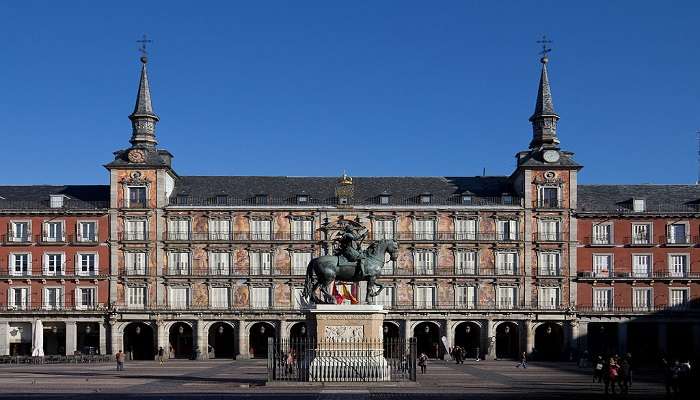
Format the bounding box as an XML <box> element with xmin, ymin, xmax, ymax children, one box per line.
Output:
<box><xmin>267</xmin><ymin>337</ymin><xmax>417</xmax><ymax>382</ymax></box>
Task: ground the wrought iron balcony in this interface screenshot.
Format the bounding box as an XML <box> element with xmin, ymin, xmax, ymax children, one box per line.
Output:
<box><xmin>577</xmin><ymin>271</ymin><xmax>700</xmax><ymax>280</ymax></box>
<box><xmin>1</xmin><ymin>234</ymin><xmax>33</xmax><ymax>244</ymax></box>
<box><xmin>118</xmin><ymin>232</ymin><xmax>149</xmax><ymax>241</ymax></box>
<box><xmin>533</xmin><ymin>199</ymin><xmax>563</xmax><ymax>209</ymax></box>
<box><xmin>582</xmin><ymin>236</ymin><xmax>615</xmax><ymax>246</ymax></box>
<box><xmin>117</xmin><ymin>200</ymin><xmax>149</xmax><ymax>209</ymax></box>
<box><xmin>0</xmin><ymin>200</ymin><xmax>108</xmax><ymax>210</ymax></box>
<box><xmin>533</xmin><ymin>232</ymin><xmax>567</xmax><ymax>242</ymax></box>
<box><xmin>167</xmin><ymin>195</ymin><xmax>523</xmax><ymax>207</ymax></box>
<box><xmin>626</xmin><ymin>235</ymin><xmax>655</xmax><ymax>246</ymax></box>
<box><xmin>163</xmin><ymin>231</ymin><xmax>320</xmax><ymax>242</ymax></box>
<box><xmin>663</xmin><ymin>234</ymin><xmax>693</xmax><ymax>246</ymax></box>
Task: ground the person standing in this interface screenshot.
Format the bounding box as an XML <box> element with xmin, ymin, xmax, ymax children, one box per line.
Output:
<box><xmin>593</xmin><ymin>355</ymin><xmax>604</xmax><ymax>383</ymax></box>
<box><xmin>115</xmin><ymin>350</ymin><xmax>125</xmax><ymax>371</ymax></box>
<box><xmin>418</xmin><ymin>353</ymin><xmax>428</xmax><ymax>374</ymax></box>
<box><xmin>516</xmin><ymin>351</ymin><xmax>527</xmax><ymax>369</ymax></box>
<box><xmin>158</xmin><ymin>347</ymin><xmax>165</xmax><ymax>366</ymax></box>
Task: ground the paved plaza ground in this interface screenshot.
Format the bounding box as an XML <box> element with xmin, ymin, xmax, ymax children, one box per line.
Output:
<box><xmin>0</xmin><ymin>359</ymin><xmax>669</xmax><ymax>399</ymax></box>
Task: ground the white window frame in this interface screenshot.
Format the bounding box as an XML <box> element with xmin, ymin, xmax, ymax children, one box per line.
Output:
<box><xmin>669</xmin><ymin>288</ymin><xmax>689</xmax><ymax>308</ymax></box>
<box><xmin>209</xmin><ymin>286</ymin><xmax>230</xmax><ymax>309</ymax></box>
<box><xmin>496</xmin><ymin>251</ymin><xmax>518</xmax><ymax>275</ymax></box>
<box><xmin>168</xmin><ymin>252</ymin><xmax>191</xmax><ymax>275</ymax></box>
<box><xmin>9</xmin><ymin>220</ymin><xmax>31</xmax><ymax>242</ymax></box>
<box><xmin>496</xmin><ymin>219</ymin><xmax>518</xmax><ymax>241</ymax></box>
<box><xmin>126</xmin><ymin>185</ymin><xmax>147</xmax><ymax>208</ymax></box>
<box><xmin>632</xmin><ymin>199</ymin><xmax>646</xmax><ymax>212</ymax></box>
<box><xmin>44</xmin><ymin>252</ymin><xmax>65</xmax><ymax>276</ymax></box>
<box><xmin>414</xmin><ymin>286</ymin><xmax>436</xmax><ymax>309</ymax></box>
<box><xmin>10</xmin><ymin>253</ymin><xmax>32</xmax><ymax>276</ymax></box>
<box><xmin>250</xmin><ymin>251</ymin><xmax>273</xmax><ymax>275</ymax></box>
<box><xmin>497</xmin><ymin>286</ymin><xmax>517</xmax><ymax>309</ymax></box>
<box><xmin>49</xmin><ymin>194</ymin><xmax>65</xmax><ymax>208</ymax></box>
<box><xmin>292</xmin><ymin>286</ymin><xmax>306</xmax><ymax>309</ymax></box>
<box><xmin>250</xmin><ymin>219</ymin><xmax>272</xmax><ymax>240</ymax></box>
<box><xmin>593</xmin><ymin>254</ymin><xmax>613</xmax><ymax>277</ymax></box>
<box><xmin>455</xmin><ymin>285</ymin><xmax>477</xmax><ymax>309</ymax></box>
<box><xmin>538</xmin><ymin>251</ymin><xmax>561</xmax><ymax>276</ymax></box>
<box><xmin>124</xmin><ymin>218</ymin><xmax>147</xmax><ymax>241</ymax></box>
<box><xmin>632</xmin><ymin>287</ymin><xmax>652</xmax><ymax>311</ymax></box>
<box><xmin>667</xmin><ymin>222</ymin><xmax>689</xmax><ymax>244</ymax></box>
<box><xmin>538</xmin><ymin>219</ymin><xmax>561</xmax><ymax>241</ymax></box>
<box><xmin>291</xmin><ymin>219</ymin><xmax>314</xmax><ymax>241</ymax></box>
<box><xmin>374</xmin><ymin>286</ymin><xmax>395</xmax><ymax>309</ymax></box>
<box><xmin>127</xmin><ymin>286</ymin><xmax>147</xmax><ymax>309</ymax></box>
<box><xmin>373</xmin><ymin>219</ymin><xmax>395</xmax><ymax>240</ymax></box>
<box><xmin>77</xmin><ymin>220</ymin><xmax>98</xmax><ymax>242</ymax></box>
<box><xmin>668</xmin><ymin>254</ymin><xmax>689</xmax><ymax>278</ymax></box>
<box><xmin>454</xmin><ymin>218</ymin><xmax>477</xmax><ymax>240</ymax></box>
<box><xmin>208</xmin><ymin>218</ymin><xmax>231</xmax><ymax>241</ymax></box>
<box><xmin>382</xmin><ymin>251</ymin><xmax>396</xmax><ymax>275</ymax></box>
<box><xmin>209</xmin><ymin>251</ymin><xmax>230</xmax><ymax>275</ymax></box>
<box><xmin>538</xmin><ymin>185</ymin><xmax>561</xmax><ymax>208</ymax></box>
<box><xmin>167</xmin><ymin>219</ymin><xmax>191</xmax><ymax>240</ymax></box>
<box><xmin>43</xmin><ymin>220</ymin><xmax>65</xmax><ymax>242</ymax></box>
<box><xmin>76</xmin><ymin>253</ymin><xmax>99</xmax><ymax>276</ymax></box>
<box><xmin>592</xmin><ymin>223</ymin><xmax>613</xmax><ymax>245</ymax></box>
<box><xmin>455</xmin><ymin>250</ymin><xmax>477</xmax><ymax>275</ymax></box>
<box><xmin>43</xmin><ymin>287</ymin><xmax>64</xmax><ymax>310</ymax></box>
<box><xmin>538</xmin><ymin>286</ymin><xmax>561</xmax><ymax>310</ymax></box>
<box><xmin>168</xmin><ymin>286</ymin><xmax>191</xmax><ymax>310</ymax></box>
<box><xmin>291</xmin><ymin>252</ymin><xmax>312</xmax><ymax>275</ymax></box>
<box><xmin>125</xmin><ymin>251</ymin><xmax>147</xmax><ymax>275</ymax></box>
<box><xmin>414</xmin><ymin>251</ymin><xmax>435</xmax><ymax>275</ymax></box>
<box><xmin>593</xmin><ymin>288</ymin><xmax>613</xmax><ymax>311</ymax></box>
<box><xmin>632</xmin><ymin>254</ymin><xmax>652</xmax><ymax>278</ymax></box>
<box><xmin>7</xmin><ymin>287</ymin><xmax>30</xmax><ymax>310</ymax></box>
<box><xmin>631</xmin><ymin>222</ymin><xmax>652</xmax><ymax>245</ymax></box>
<box><xmin>75</xmin><ymin>286</ymin><xmax>97</xmax><ymax>310</ymax></box>
<box><xmin>250</xmin><ymin>286</ymin><xmax>273</xmax><ymax>309</ymax></box>
<box><xmin>413</xmin><ymin>219</ymin><xmax>436</xmax><ymax>241</ymax></box>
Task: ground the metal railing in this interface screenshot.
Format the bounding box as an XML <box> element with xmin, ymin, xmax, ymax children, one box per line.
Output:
<box><xmin>534</xmin><ymin>199</ymin><xmax>563</xmax><ymax>209</ymax></box>
<box><xmin>0</xmin><ymin>200</ymin><xmax>108</xmax><ymax>210</ymax></box>
<box><xmin>577</xmin><ymin>271</ymin><xmax>700</xmax><ymax>279</ymax></box>
<box><xmin>169</xmin><ymin>195</ymin><xmax>522</xmax><ymax>207</ymax></box>
<box><xmin>663</xmin><ymin>235</ymin><xmax>693</xmax><ymax>245</ymax></box>
<box><xmin>118</xmin><ymin>232</ymin><xmax>149</xmax><ymax>241</ymax></box>
<box><xmin>0</xmin><ymin>303</ymin><xmax>106</xmax><ymax>312</ymax></box>
<box><xmin>626</xmin><ymin>235</ymin><xmax>655</xmax><ymax>246</ymax></box>
<box><xmin>116</xmin><ymin>200</ymin><xmax>149</xmax><ymax>209</ymax></box>
<box><xmin>577</xmin><ymin>304</ymin><xmax>700</xmax><ymax>313</ymax></box>
<box><xmin>534</xmin><ymin>232</ymin><xmax>567</xmax><ymax>242</ymax></box>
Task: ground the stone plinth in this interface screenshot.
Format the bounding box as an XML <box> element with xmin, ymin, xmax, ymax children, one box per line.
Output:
<box><xmin>304</xmin><ymin>304</ymin><xmax>390</xmax><ymax>382</ymax></box>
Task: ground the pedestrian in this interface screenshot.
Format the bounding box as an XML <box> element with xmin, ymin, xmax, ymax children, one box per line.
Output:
<box><xmin>115</xmin><ymin>349</ymin><xmax>125</xmax><ymax>371</ymax></box>
<box><xmin>605</xmin><ymin>357</ymin><xmax>619</xmax><ymax>395</ymax></box>
<box><xmin>624</xmin><ymin>352</ymin><xmax>633</xmax><ymax>388</ymax></box>
<box><xmin>418</xmin><ymin>352</ymin><xmax>428</xmax><ymax>374</ymax></box>
<box><xmin>453</xmin><ymin>346</ymin><xmax>462</xmax><ymax>364</ymax></box>
<box><xmin>593</xmin><ymin>355</ymin><xmax>604</xmax><ymax>383</ymax></box>
<box><xmin>158</xmin><ymin>347</ymin><xmax>165</xmax><ymax>366</ymax></box>
<box><xmin>286</xmin><ymin>350</ymin><xmax>295</xmax><ymax>374</ymax></box>
<box><xmin>516</xmin><ymin>351</ymin><xmax>527</xmax><ymax>369</ymax></box>
<box><xmin>578</xmin><ymin>350</ymin><xmax>589</xmax><ymax>368</ymax></box>
<box><xmin>661</xmin><ymin>358</ymin><xmax>673</xmax><ymax>396</ymax></box>
<box><xmin>618</xmin><ymin>357</ymin><xmax>630</xmax><ymax>394</ymax></box>
<box><xmin>669</xmin><ymin>360</ymin><xmax>681</xmax><ymax>395</ymax></box>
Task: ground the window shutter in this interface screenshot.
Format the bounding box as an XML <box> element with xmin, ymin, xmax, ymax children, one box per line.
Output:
<box><xmin>27</xmin><ymin>254</ymin><xmax>32</xmax><ymax>276</ymax></box>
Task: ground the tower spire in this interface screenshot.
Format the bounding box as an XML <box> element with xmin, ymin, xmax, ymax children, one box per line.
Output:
<box><xmin>529</xmin><ymin>36</ymin><xmax>560</xmax><ymax>149</ymax></box>
<box><xmin>129</xmin><ymin>35</ymin><xmax>159</xmax><ymax>148</ymax></box>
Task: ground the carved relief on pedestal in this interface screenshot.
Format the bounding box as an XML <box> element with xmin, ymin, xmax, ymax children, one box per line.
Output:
<box><xmin>324</xmin><ymin>325</ymin><xmax>364</xmax><ymax>340</ymax></box>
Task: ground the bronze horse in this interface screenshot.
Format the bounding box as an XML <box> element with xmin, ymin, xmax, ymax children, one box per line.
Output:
<box><xmin>303</xmin><ymin>239</ymin><xmax>399</xmax><ymax>304</ymax></box>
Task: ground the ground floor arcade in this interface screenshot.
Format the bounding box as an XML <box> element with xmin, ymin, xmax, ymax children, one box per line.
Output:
<box><xmin>0</xmin><ymin>316</ymin><xmax>107</xmax><ymax>356</ymax></box>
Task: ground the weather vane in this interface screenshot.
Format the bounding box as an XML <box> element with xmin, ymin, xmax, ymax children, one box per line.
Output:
<box><xmin>137</xmin><ymin>34</ymin><xmax>152</xmax><ymax>63</ymax></box>
<box><xmin>537</xmin><ymin>35</ymin><xmax>552</xmax><ymax>63</ymax></box>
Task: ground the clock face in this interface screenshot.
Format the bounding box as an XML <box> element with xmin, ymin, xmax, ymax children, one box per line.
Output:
<box><xmin>543</xmin><ymin>150</ymin><xmax>560</xmax><ymax>163</ymax></box>
<box><xmin>128</xmin><ymin>149</ymin><xmax>146</xmax><ymax>163</ymax></box>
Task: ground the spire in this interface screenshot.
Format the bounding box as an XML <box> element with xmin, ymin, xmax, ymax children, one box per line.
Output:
<box><xmin>128</xmin><ymin>36</ymin><xmax>159</xmax><ymax>148</ymax></box>
<box><xmin>528</xmin><ymin>36</ymin><xmax>560</xmax><ymax>149</ymax></box>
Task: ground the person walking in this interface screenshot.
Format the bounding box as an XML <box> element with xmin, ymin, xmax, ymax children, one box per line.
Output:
<box><xmin>605</xmin><ymin>357</ymin><xmax>619</xmax><ymax>395</ymax></box>
<box><xmin>516</xmin><ymin>351</ymin><xmax>528</xmax><ymax>369</ymax></box>
<box><xmin>618</xmin><ymin>357</ymin><xmax>630</xmax><ymax>394</ymax></box>
<box><xmin>593</xmin><ymin>355</ymin><xmax>604</xmax><ymax>383</ymax></box>
<box><xmin>158</xmin><ymin>347</ymin><xmax>165</xmax><ymax>366</ymax></box>
<box><xmin>115</xmin><ymin>349</ymin><xmax>125</xmax><ymax>371</ymax></box>
<box><xmin>418</xmin><ymin>353</ymin><xmax>428</xmax><ymax>374</ymax></box>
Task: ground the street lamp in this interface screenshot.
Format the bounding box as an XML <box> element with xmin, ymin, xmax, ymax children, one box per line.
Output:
<box><xmin>178</xmin><ymin>325</ymin><xmax>184</xmax><ymax>335</ymax></box>
<box><xmin>546</xmin><ymin>325</ymin><xmax>553</xmax><ymax>335</ymax></box>
<box><xmin>51</xmin><ymin>326</ymin><xmax>58</xmax><ymax>334</ymax></box>
<box><xmin>504</xmin><ymin>325</ymin><xmax>510</xmax><ymax>334</ymax></box>
<box><xmin>135</xmin><ymin>325</ymin><xmax>141</xmax><ymax>335</ymax></box>
<box><xmin>465</xmin><ymin>325</ymin><xmax>471</xmax><ymax>334</ymax></box>
<box><xmin>424</xmin><ymin>325</ymin><xmax>430</xmax><ymax>334</ymax></box>
<box><xmin>85</xmin><ymin>325</ymin><xmax>92</xmax><ymax>334</ymax></box>
<box><xmin>259</xmin><ymin>325</ymin><xmax>266</xmax><ymax>334</ymax></box>
<box><xmin>383</xmin><ymin>325</ymin><xmax>389</xmax><ymax>334</ymax></box>
<box><xmin>300</xmin><ymin>325</ymin><xmax>306</xmax><ymax>335</ymax></box>
<box><xmin>218</xmin><ymin>325</ymin><xmax>224</xmax><ymax>335</ymax></box>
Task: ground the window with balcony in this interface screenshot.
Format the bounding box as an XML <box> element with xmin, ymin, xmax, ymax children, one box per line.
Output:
<box><xmin>374</xmin><ymin>286</ymin><xmax>394</xmax><ymax>308</ymax></box>
<box><xmin>8</xmin><ymin>287</ymin><xmax>29</xmax><ymax>310</ymax></box>
<box><xmin>76</xmin><ymin>287</ymin><xmax>96</xmax><ymax>310</ymax></box>
<box><xmin>414</xmin><ymin>251</ymin><xmax>435</xmax><ymax>275</ymax></box>
<box><xmin>373</xmin><ymin>219</ymin><xmax>395</xmax><ymax>240</ymax></box>
<box><xmin>125</xmin><ymin>252</ymin><xmax>147</xmax><ymax>275</ymax></box>
<box><xmin>413</xmin><ymin>219</ymin><xmax>435</xmax><ymax>240</ymax></box>
<box><xmin>632</xmin><ymin>254</ymin><xmax>651</xmax><ymax>277</ymax></box>
<box><xmin>209</xmin><ymin>252</ymin><xmax>230</xmax><ymax>275</ymax></box>
<box><xmin>291</xmin><ymin>252</ymin><xmax>311</xmax><ymax>275</ymax></box>
<box><xmin>497</xmin><ymin>220</ymin><xmax>518</xmax><ymax>240</ymax></box>
<box><xmin>44</xmin><ymin>253</ymin><xmax>64</xmax><ymax>276</ymax></box>
<box><xmin>250</xmin><ymin>219</ymin><xmax>272</xmax><ymax>240</ymax></box>
<box><xmin>415</xmin><ymin>286</ymin><xmax>435</xmax><ymax>309</ymax></box>
<box><xmin>538</xmin><ymin>252</ymin><xmax>560</xmax><ymax>276</ymax></box>
<box><xmin>456</xmin><ymin>286</ymin><xmax>476</xmax><ymax>309</ymax></box>
<box><xmin>210</xmin><ymin>287</ymin><xmax>230</xmax><ymax>309</ymax></box>
<box><xmin>538</xmin><ymin>186</ymin><xmax>560</xmax><ymax>208</ymax></box>
<box><xmin>669</xmin><ymin>254</ymin><xmax>688</xmax><ymax>278</ymax></box>
<box><xmin>496</xmin><ymin>251</ymin><xmax>517</xmax><ymax>275</ymax></box>
<box><xmin>43</xmin><ymin>221</ymin><xmax>65</xmax><ymax>242</ymax></box>
<box><xmin>538</xmin><ymin>219</ymin><xmax>560</xmax><ymax>241</ymax></box>
<box><xmin>127</xmin><ymin>287</ymin><xmax>146</xmax><ymax>309</ymax></box>
<box><xmin>455</xmin><ymin>250</ymin><xmax>476</xmax><ymax>274</ymax></box>
<box><xmin>455</xmin><ymin>218</ymin><xmax>477</xmax><ymax>240</ymax></box>
<box><xmin>497</xmin><ymin>287</ymin><xmax>516</xmax><ymax>309</ymax></box>
<box><xmin>77</xmin><ymin>253</ymin><xmax>98</xmax><ymax>276</ymax></box>
<box><xmin>592</xmin><ymin>224</ymin><xmax>612</xmax><ymax>245</ymax></box>
<box><xmin>631</xmin><ymin>223</ymin><xmax>652</xmax><ymax>245</ymax></box>
<box><xmin>633</xmin><ymin>288</ymin><xmax>652</xmax><ymax>311</ymax></box>
<box><xmin>77</xmin><ymin>221</ymin><xmax>97</xmax><ymax>242</ymax></box>
<box><xmin>593</xmin><ymin>254</ymin><xmax>612</xmax><ymax>277</ymax></box>
<box><xmin>10</xmin><ymin>253</ymin><xmax>31</xmax><ymax>276</ymax></box>
<box><xmin>127</xmin><ymin>186</ymin><xmax>147</xmax><ymax>208</ymax></box>
<box><xmin>292</xmin><ymin>287</ymin><xmax>306</xmax><ymax>309</ymax></box>
<box><xmin>291</xmin><ymin>219</ymin><xmax>313</xmax><ymax>240</ymax></box>
<box><xmin>250</xmin><ymin>252</ymin><xmax>272</xmax><ymax>275</ymax></box>
<box><xmin>208</xmin><ymin>218</ymin><xmax>231</xmax><ymax>240</ymax></box>
<box><xmin>593</xmin><ymin>288</ymin><xmax>613</xmax><ymax>311</ymax></box>
<box><xmin>538</xmin><ymin>287</ymin><xmax>560</xmax><ymax>309</ymax></box>
<box><xmin>250</xmin><ymin>287</ymin><xmax>272</xmax><ymax>309</ymax></box>
<box><xmin>168</xmin><ymin>252</ymin><xmax>190</xmax><ymax>275</ymax></box>
<box><xmin>43</xmin><ymin>287</ymin><xmax>63</xmax><ymax>310</ymax></box>
<box><xmin>169</xmin><ymin>287</ymin><xmax>190</xmax><ymax>309</ymax></box>
<box><xmin>670</xmin><ymin>288</ymin><xmax>688</xmax><ymax>307</ymax></box>
<box><xmin>167</xmin><ymin>219</ymin><xmax>190</xmax><ymax>240</ymax></box>
<box><xmin>9</xmin><ymin>221</ymin><xmax>30</xmax><ymax>242</ymax></box>
<box><xmin>667</xmin><ymin>223</ymin><xmax>689</xmax><ymax>244</ymax></box>
<box><xmin>124</xmin><ymin>219</ymin><xmax>147</xmax><ymax>241</ymax></box>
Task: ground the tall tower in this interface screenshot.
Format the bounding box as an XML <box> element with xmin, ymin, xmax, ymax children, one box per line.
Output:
<box><xmin>528</xmin><ymin>52</ymin><xmax>560</xmax><ymax>150</ymax></box>
<box><xmin>129</xmin><ymin>53</ymin><xmax>159</xmax><ymax>148</ymax></box>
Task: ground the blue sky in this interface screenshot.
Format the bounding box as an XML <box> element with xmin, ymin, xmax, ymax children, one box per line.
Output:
<box><xmin>1</xmin><ymin>1</ymin><xmax>698</xmax><ymax>185</ymax></box>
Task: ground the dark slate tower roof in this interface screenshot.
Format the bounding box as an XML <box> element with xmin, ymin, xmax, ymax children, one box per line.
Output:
<box><xmin>528</xmin><ymin>54</ymin><xmax>561</xmax><ymax>149</ymax></box>
<box><xmin>128</xmin><ymin>56</ymin><xmax>159</xmax><ymax>148</ymax></box>
<box><xmin>530</xmin><ymin>60</ymin><xmax>557</xmax><ymax>120</ymax></box>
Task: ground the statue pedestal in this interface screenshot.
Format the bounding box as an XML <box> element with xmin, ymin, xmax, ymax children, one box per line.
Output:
<box><xmin>304</xmin><ymin>304</ymin><xmax>390</xmax><ymax>382</ymax></box>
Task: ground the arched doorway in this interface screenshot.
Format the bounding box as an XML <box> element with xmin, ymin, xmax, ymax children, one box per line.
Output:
<box><xmin>535</xmin><ymin>322</ymin><xmax>564</xmax><ymax>361</ymax></box>
<box><xmin>454</xmin><ymin>322</ymin><xmax>481</xmax><ymax>359</ymax></box>
<box><xmin>495</xmin><ymin>322</ymin><xmax>519</xmax><ymax>359</ymax></box>
<box><xmin>77</xmin><ymin>322</ymin><xmax>99</xmax><ymax>354</ymax></box>
<box><xmin>383</xmin><ymin>322</ymin><xmax>401</xmax><ymax>358</ymax></box>
<box><xmin>588</xmin><ymin>322</ymin><xmax>618</xmax><ymax>358</ymax></box>
<box><xmin>208</xmin><ymin>322</ymin><xmax>235</xmax><ymax>359</ymax></box>
<box><xmin>414</xmin><ymin>322</ymin><xmax>441</xmax><ymax>359</ymax></box>
<box><xmin>123</xmin><ymin>322</ymin><xmax>154</xmax><ymax>360</ymax></box>
<box><xmin>43</xmin><ymin>323</ymin><xmax>66</xmax><ymax>356</ymax></box>
<box><xmin>169</xmin><ymin>322</ymin><xmax>193</xmax><ymax>359</ymax></box>
<box><xmin>290</xmin><ymin>322</ymin><xmax>308</xmax><ymax>342</ymax></box>
<box><xmin>249</xmin><ymin>322</ymin><xmax>275</xmax><ymax>359</ymax></box>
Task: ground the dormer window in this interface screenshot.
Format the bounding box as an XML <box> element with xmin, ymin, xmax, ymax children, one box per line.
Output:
<box><xmin>501</xmin><ymin>194</ymin><xmax>514</xmax><ymax>205</ymax></box>
<box><xmin>255</xmin><ymin>194</ymin><xmax>268</xmax><ymax>205</ymax></box>
<box><xmin>296</xmin><ymin>194</ymin><xmax>309</xmax><ymax>204</ymax></box>
<box><xmin>633</xmin><ymin>199</ymin><xmax>646</xmax><ymax>212</ymax></box>
<box><xmin>420</xmin><ymin>193</ymin><xmax>432</xmax><ymax>204</ymax></box>
<box><xmin>215</xmin><ymin>194</ymin><xmax>228</xmax><ymax>205</ymax></box>
<box><xmin>461</xmin><ymin>195</ymin><xmax>472</xmax><ymax>205</ymax></box>
<box><xmin>50</xmin><ymin>195</ymin><xmax>65</xmax><ymax>208</ymax></box>
<box><xmin>175</xmin><ymin>194</ymin><xmax>190</xmax><ymax>205</ymax></box>
<box><xmin>338</xmin><ymin>196</ymin><xmax>349</xmax><ymax>205</ymax></box>
<box><xmin>379</xmin><ymin>194</ymin><xmax>391</xmax><ymax>205</ymax></box>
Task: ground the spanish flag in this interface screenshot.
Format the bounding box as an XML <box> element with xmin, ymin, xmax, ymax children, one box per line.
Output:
<box><xmin>332</xmin><ymin>283</ymin><xmax>359</xmax><ymax>304</ymax></box>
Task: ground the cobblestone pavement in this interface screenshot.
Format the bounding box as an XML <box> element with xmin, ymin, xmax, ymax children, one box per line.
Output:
<box><xmin>0</xmin><ymin>359</ymin><xmax>667</xmax><ymax>399</ymax></box>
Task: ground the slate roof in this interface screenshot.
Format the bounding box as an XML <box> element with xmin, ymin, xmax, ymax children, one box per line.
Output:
<box><xmin>170</xmin><ymin>176</ymin><xmax>516</xmax><ymax>206</ymax></box>
<box><xmin>0</xmin><ymin>185</ymin><xmax>109</xmax><ymax>210</ymax></box>
<box><xmin>578</xmin><ymin>185</ymin><xmax>700</xmax><ymax>213</ymax></box>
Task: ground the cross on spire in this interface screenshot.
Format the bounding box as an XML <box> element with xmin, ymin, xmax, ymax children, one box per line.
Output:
<box><xmin>137</xmin><ymin>34</ymin><xmax>152</xmax><ymax>63</ymax></box>
<box><xmin>537</xmin><ymin>35</ymin><xmax>552</xmax><ymax>63</ymax></box>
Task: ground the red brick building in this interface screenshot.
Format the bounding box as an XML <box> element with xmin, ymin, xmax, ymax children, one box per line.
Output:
<box><xmin>0</xmin><ymin>187</ymin><xmax>109</xmax><ymax>356</ymax></box>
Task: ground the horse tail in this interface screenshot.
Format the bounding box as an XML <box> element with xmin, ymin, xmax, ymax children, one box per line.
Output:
<box><xmin>302</xmin><ymin>259</ymin><xmax>315</xmax><ymax>299</ymax></box>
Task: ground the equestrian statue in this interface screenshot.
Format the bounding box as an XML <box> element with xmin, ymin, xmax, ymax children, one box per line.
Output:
<box><xmin>303</xmin><ymin>221</ymin><xmax>399</xmax><ymax>304</ymax></box>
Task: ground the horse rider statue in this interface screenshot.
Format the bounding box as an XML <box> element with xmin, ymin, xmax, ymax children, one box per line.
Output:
<box><xmin>334</xmin><ymin>224</ymin><xmax>369</xmax><ymax>279</ymax></box>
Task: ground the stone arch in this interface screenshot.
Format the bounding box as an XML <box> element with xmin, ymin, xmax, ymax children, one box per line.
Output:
<box><xmin>169</xmin><ymin>321</ymin><xmax>194</xmax><ymax>359</ymax></box>
<box><xmin>495</xmin><ymin>321</ymin><xmax>519</xmax><ymax>360</ymax></box>
<box><xmin>534</xmin><ymin>322</ymin><xmax>565</xmax><ymax>361</ymax></box>
<box><xmin>289</xmin><ymin>321</ymin><xmax>308</xmax><ymax>341</ymax></box>
<box><xmin>248</xmin><ymin>321</ymin><xmax>276</xmax><ymax>359</ymax></box>
<box><xmin>413</xmin><ymin>321</ymin><xmax>442</xmax><ymax>359</ymax></box>
<box><xmin>453</xmin><ymin>321</ymin><xmax>481</xmax><ymax>359</ymax></box>
<box><xmin>208</xmin><ymin>321</ymin><xmax>236</xmax><ymax>359</ymax></box>
<box><xmin>123</xmin><ymin>321</ymin><xmax>156</xmax><ymax>360</ymax></box>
